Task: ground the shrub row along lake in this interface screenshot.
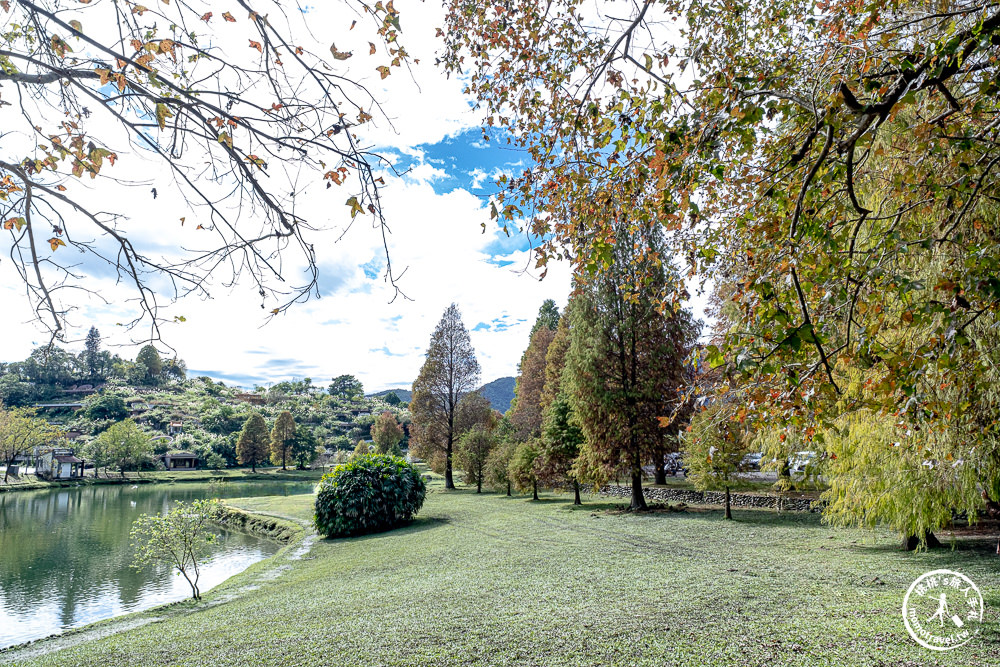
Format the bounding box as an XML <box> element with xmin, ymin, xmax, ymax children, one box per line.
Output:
<box><xmin>0</xmin><ymin>480</ymin><xmax>314</xmax><ymax>648</ymax></box>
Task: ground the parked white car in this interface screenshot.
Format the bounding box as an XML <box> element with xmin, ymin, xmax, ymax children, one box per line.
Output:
<box><xmin>790</xmin><ymin>451</ymin><xmax>817</xmax><ymax>472</ymax></box>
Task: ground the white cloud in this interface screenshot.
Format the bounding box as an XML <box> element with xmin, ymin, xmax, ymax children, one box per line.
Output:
<box><xmin>468</xmin><ymin>168</ymin><xmax>488</xmax><ymax>189</ymax></box>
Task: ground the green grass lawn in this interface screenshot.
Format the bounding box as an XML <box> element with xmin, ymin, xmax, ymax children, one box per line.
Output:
<box><xmin>4</xmin><ymin>477</ymin><xmax>998</xmax><ymax>666</ymax></box>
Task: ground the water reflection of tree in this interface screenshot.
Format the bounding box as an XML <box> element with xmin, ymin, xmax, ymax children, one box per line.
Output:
<box><xmin>0</xmin><ymin>482</ymin><xmax>295</xmax><ymax>640</ymax></box>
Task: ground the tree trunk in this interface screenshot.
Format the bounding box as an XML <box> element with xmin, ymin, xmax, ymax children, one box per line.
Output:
<box><xmin>630</xmin><ymin>468</ymin><xmax>647</xmax><ymax>511</ymax></box>
<box><xmin>506</xmin><ymin>480</ymin><xmax>511</xmax><ymax>496</ymax></box>
<box><xmin>724</xmin><ymin>485</ymin><xmax>732</xmax><ymax>520</ymax></box>
<box><xmin>3</xmin><ymin>456</ymin><xmax>10</xmax><ymax>483</ymax></box>
<box><xmin>654</xmin><ymin>458</ymin><xmax>667</xmax><ymax>485</ymax></box>
<box><xmin>573</xmin><ymin>479</ymin><xmax>581</xmax><ymax>505</ymax></box>
<box><xmin>445</xmin><ymin>440</ymin><xmax>455</xmax><ymax>489</ymax></box>
<box><xmin>902</xmin><ymin>532</ymin><xmax>944</xmax><ymax>551</ymax></box>
<box><xmin>532</xmin><ymin>479</ymin><xmax>539</xmax><ymax>501</ymax></box>
<box><xmin>476</xmin><ymin>478</ymin><xmax>482</xmax><ymax>493</ymax></box>
<box><xmin>251</xmin><ymin>459</ymin><xmax>256</xmax><ymax>473</ymax></box>
<box><xmin>282</xmin><ymin>449</ymin><xmax>286</xmax><ymax>470</ymax></box>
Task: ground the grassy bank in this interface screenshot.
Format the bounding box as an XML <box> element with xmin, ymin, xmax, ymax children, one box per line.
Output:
<box><xmin>0</xmin><ymin>467</ymin><xmax>326</xmax><ymax>493</ymax></box>
<box><xmin>4</xmin><ymin>479</ymin><xmax>998</xmax><ymax>666</ymax></box>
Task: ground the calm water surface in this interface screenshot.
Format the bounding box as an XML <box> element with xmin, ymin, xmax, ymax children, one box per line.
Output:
<box><xmin>0</xmin><ymin>480</ymin><xmax>314</xmax><ymax>648</ymax></box>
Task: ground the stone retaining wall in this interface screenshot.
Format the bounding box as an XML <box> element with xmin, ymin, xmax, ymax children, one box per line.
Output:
<box><xmin>599</xmin><ymin>485</ymin><xmax>823</xmax><ymax>513</ymax></box>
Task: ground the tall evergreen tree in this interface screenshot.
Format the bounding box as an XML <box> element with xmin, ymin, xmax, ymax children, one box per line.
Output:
<box><xmin>83</xmin><ymin>327</ymin><xmax>102</xmax><ymax>380</ymax></box>
<box><xmin>135</xmin><ymin>345</ymin><xmax>163</xmax><ymax>384</ymax></box>
<box><xmin>237</xmin><ymin>413</ymin><xmax>270</xmax><ymax>473</ymax></box>
<box><xmin>536</xmin><ymin>393</ymin><xmax>586</xmax><ymax>505</ymax></box>
<box><xmin>566</xmin><ymin>223</ymin><xmax>691</xmax><ymax>511</ymax></box>
<box><xmin>270</xmin><ymin>411</ymin><xmax>297</xmax><ymax>470</ymax></box>
<box><xmin>529</xmin><ymin>299</ymin><xmax>560</xmax><ymax>338</ymax></box>
<box><xmin>410</xmin><ymin>304</ymin><xmax>481</xmax><ymax>489</ymax></box>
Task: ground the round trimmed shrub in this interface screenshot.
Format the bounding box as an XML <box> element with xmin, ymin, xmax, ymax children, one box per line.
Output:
<box><xmin>314</xmin><ymin>454</ymin><xmax>426</xmax><ymax>538</ymax></box>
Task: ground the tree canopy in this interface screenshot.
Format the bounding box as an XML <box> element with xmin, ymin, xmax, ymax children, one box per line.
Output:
<box><xmin>2</xmin><ymin>0</ymin><xmax>410</xmax><ymax>342</ymax></box>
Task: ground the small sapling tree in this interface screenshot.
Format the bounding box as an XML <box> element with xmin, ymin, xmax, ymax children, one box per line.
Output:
<box><xmin>130</xmin><ymin>499</ymin><xmax>219</xmax><ymax>600</ymax></box>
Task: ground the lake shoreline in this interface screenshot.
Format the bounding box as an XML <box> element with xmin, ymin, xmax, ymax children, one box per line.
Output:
<box><xmin>0</xmin><ymin>497</ymin><xmax>314</xmax><ymax>663</ymax></box>
<box><xmin>0</xmin><ymin>467</ymin><xmax>326</xmax><ymax>494</ymax></box>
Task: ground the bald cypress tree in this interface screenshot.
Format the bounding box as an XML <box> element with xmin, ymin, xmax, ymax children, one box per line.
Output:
<box><xmin>410</xmin><ymin>304</ymin><xmax>481</xmax><ymax>489</ymax></box>
<box><xmin>566</xmin><ymin>223</ymin><xmax>692</xmax><ymax>511</ymax></box>
<box><xmin>510</xmin><ymin>301</ymin><xmax>560</xmax><ymax>439</ymax></box>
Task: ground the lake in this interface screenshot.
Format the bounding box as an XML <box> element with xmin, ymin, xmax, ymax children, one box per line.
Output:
<box><xmin>0</xmin><ymin>480</ymin><xmax>314</xmax><ymax>648</ymax></box>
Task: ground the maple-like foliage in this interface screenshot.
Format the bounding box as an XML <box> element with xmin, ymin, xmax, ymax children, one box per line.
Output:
<box><xmin>1</xmin><ymin>0</ymin><xmax>409</xmax><ymax>342</ymax></box>
<box><xmin>443</xmin><ymin>1</ymin><xmax>1000</xmax><ymax>528</ymax></box>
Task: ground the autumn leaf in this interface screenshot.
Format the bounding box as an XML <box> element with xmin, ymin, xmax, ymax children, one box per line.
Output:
<box><xmin>249</xmin><ymin>40</ymin><xmax>263</xmax><ymax>53</ymax></box>
<box><xmin>180</xmin><ymin>217</ymin><xmax>185</xmax><ymax>225</ymax></box>
<box><xmin>218</xmin><ymin>132</ymin><xmax>233</xmax><ymax>149</ymax></box>
<box><xmin>69</xmin><ymin>19</ymin><xmax>83</xmax><ymax>34</ymax></box>
<box><xmin>200</xmin><ymin>11</ymin><xmax>212</xmax><ymax>21</ymax></box>
<box><xmin>155</xmin><ymin>103</ymin><xmax>173</xmax><ymax>130</ymax></box>
<box><xmin>3</xmin><ymin>217</ymin><xmax>25</xmax><ymax>231</ymax></box>
<box><xmin>0</xmin><ymin>1</ymin><xmax>10</xmax><ymax>12</ymax></box>
<box><xmin>369</xmin><ymin>42</ymin><xmax>377</xmax><ymax>55</ymax></box>
<box><xmin>270</xmin><ymin>308</ymin><xmax>280</xmax><ymax>314</ymax></box>
<box><xmin>50</xmin><ymin>35</ymin><xmax>71</xmax><ymax>58</ymax></box>
<box><xmin>330</xmin><ymin>44</ymin><xmax>352</xmax><ymax>60</ymax></box>
<box><xmin>222</xmin><ymin>11</ymin><xmax>235</xmax><ymax>22</ymax></box>
<box><xmin>376</xmin><ymin>65</ymin><xmax>390</xmax><ymax>79</ymax></box>
<box><xmin>95</xmin><ymin>68</ymin><xmax>111</xmax><ymax>85</ymax></box>
<box><xmin>346</xmin><ymin>196</ymin><xmax>364</xmax><ymax>219</ymax></box>
<box><xmin>48</xmin><ymin>237</ymin><xmax>66</xmax><ymax>251</ymax></box>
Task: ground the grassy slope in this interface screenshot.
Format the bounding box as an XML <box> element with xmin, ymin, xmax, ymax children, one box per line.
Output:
<box><xmin>7</xmin><ymin>479</ymin><xmax>999</xmax><ymax>667</ymax></box>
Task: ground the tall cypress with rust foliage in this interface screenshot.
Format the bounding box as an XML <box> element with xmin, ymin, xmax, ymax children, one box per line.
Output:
<box><xmin>510</xmin><ymin>301</ymin><xmax>560</xmax><ymax>440</ymax></box>
<box><xmin>410</xmin><ymin>304</ymin><xmax>481</xmax><ymax>489</ymax></box>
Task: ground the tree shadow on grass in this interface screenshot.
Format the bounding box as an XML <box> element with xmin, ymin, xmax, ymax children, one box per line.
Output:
<box><xmin>319</xmin><ymin>515</ymin><xmax>451</xmax><ymax>543</ymax></box>
<box><xmin>848</xmin><ymin>534</ymin><xmax>1000</xmax><ymax>561</ymax></box>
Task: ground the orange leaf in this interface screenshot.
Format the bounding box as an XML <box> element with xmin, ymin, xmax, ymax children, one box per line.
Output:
<box><xmin>222</xmin><ymin>11</ymin><xmax>235</xmax><ymax>21</ymax></box>
<box><xmin>200</xmin><ymin>11</ymin><xmax>212</xmax><ymax>21</ymax></box>
<box><xmin>48</xmin><ymin>237</ymin><xmax>66</xmax><ymax>251</ymax></box>
<box><xmin>249</xmin><ymin>40</ymin><xmax>262</xmax><ymax>53</ymax></box>
<box><xmin>369</xmin><ymin>42</ymin><xmax>376</xmax><ymax>55</ymax></box>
